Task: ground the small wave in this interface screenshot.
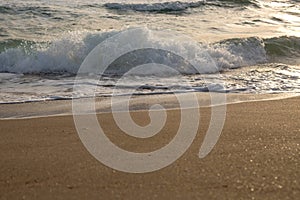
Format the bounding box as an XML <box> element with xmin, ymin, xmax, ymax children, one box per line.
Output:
<box><xmin>0</xmin><ymin>5</ymin><xmax>56</xmax><ymax>17</ymax></box>
<box><xmin>0</xmin><ymin>30</ymin><xmax>118</xmax><ymax>74</ymax></box>
<box><xmin>0</xmin><ymin>5</ymin><xmax>15</xmax><ymax>14</ymax></box>
<box><xmin>210</xmin><ymin>37</ymin><xmax>267</xmax><ymax>69</ymax></box>
<box><xmin>0</xmin><ymin>28</ymin><xmax>298</xmax><ymax>75</ymax></box>
<box><xmin>104</xmin><ymin>0</ymin><xmax>257</xmax><ymax>13</ymax></box>
<box><xmin>264</xmin><ymin>36</ymin><xmax>300</xmax><ymax>58</ymax></box>
<box><xmin>104</xmin><ymin>1</ymin><xmax>206</xmax><ymax>13</ymax></box>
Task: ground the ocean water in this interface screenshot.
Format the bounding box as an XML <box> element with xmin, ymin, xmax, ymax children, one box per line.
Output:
<box><xmin>0</xmin><ymin>0</ymin><xmax>300</xmax><ymax>104</ymax></box>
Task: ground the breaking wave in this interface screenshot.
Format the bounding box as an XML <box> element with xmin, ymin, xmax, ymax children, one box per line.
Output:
<box><xmin>0</xmin><ymin>28</ymin><xmax>299</xmax><ymax>75</ymax></box>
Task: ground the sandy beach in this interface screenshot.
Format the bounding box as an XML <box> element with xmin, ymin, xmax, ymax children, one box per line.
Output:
<box><xmin>0</xmin><ymin>96</ymin><xmax>299</xmax><ymax>199</ymax></box>
<box><xmin>1</xmin><ymin>0</ymin><xmax>300</xmax><ymax>199</ymax></box>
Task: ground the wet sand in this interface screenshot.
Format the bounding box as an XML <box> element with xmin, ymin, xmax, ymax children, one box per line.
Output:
<box><xmin>0</xmin><ymin>97</ymin><xmax>299</xmax><ymax>199</ymax></box>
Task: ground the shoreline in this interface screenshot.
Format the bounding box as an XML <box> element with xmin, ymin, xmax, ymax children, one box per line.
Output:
<box><xmin>0</xmin><ymin>92</ymin><xmax>298</xmax><ymax>120</ymax></box>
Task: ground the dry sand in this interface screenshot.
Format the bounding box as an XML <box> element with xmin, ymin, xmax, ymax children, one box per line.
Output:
<box><xmin>0</xmin><ymin>97</ymin><xmax>299</xmax><ymax>199</ymax></box>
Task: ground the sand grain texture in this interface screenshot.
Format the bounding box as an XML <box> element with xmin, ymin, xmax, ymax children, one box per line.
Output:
<box><xmin>0</xmin><ymin>98</ymin><xmax>299</xmax><ymax>199</ymax></box>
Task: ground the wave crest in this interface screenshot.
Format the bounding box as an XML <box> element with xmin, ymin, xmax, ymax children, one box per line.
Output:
<box><xmin>104</xmin><ymin>0</ymin><xmax>257</xmax><ymax>13</ymax></box>
<box><xmin>104</xmin><ymin>1</ymin><xmax>205</xmax><ymax>12</ymax></box>
<box><xmin>0</xmin><ymin>28</ymin><xmax>298</xmax><ymax>75</ymax></box>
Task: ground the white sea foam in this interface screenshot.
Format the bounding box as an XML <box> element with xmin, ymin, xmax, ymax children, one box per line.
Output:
<box><xmin>0</xmin><ymin>28</ymin><xmax>273</xmax><ymax>75</ymax></box>
<box><xmin>0</xmin><ymin>31</ymin><xmax>119</xmax><ymax>74</ymax></box>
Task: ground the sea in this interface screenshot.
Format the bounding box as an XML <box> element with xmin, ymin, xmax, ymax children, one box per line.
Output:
<box><xmin>0</xmin><ymin>0</ymin><xmax>299</xmax><ymax>106</ymax></box>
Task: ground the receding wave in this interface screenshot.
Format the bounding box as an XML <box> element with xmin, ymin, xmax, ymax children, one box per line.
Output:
<box><xmin>0</xmin><ymin>28</ymin><xmax>299</xmax><ymax>75</ymax></box>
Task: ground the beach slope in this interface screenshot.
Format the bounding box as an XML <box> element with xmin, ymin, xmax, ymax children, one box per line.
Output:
<box><xmin>0</xmin><ymin>97</ymin><xmax>299</xmax><ymax>199</ymax></box>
